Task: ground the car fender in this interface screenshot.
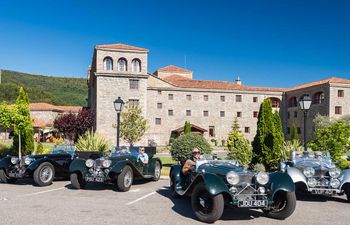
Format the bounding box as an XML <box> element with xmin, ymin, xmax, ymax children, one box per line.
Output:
<box><xmin>0</xmin><ymin>157</ymin><xmax>11</xmax><ymax>170</ymax></box>
<box><xmin>201</xmin><ymin>173</ymin><xmax>230</xmax><ymax>195</ymax></box>
<box><xmin>69</xmin><ymin>158</ymin><xmax>89</xmax><ymax>177</ymax></box>
<box><xmin>110</xmin><ymin>160</ymin><xmax>142</xmax><ymax>177</ymax></box>
<box><xmin>27</xmin><ymin>158</ymin><xmax>61</xmax><ymax>172</ymax></box>
<box><xmin>269</xmin><ymin>172</ymin><xmax>295</xmax><ymax>199</ymax></box>
<box><xmin>169</xmin><ymin>164</ymin><xmax>182</xmax><ymax>181</ymax></box>
<box><xmin>286</xmin><ymin>167</ymin><xmax>307</xmax><ymax>185</ymax></box>
<box><xmin>340</xmin><ymin>168</ymin><xmax>350</xmax><ymax>190</ymax></box>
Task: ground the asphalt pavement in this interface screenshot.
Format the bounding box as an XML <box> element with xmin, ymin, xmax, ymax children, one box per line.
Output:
<box><xmin>0</xmin><ymin>178</ymin><xmax>349</xmax><ymax>225</ymax></box>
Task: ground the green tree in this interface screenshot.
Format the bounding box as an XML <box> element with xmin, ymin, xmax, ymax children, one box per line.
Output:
<box><xmin>252</xmin><ymin>98</ymin><xmax>285</xmax><ymax>171</ymax></box>
<box><xmin>310</xmin><ymin>120</ymin><xmax>350</xmax><ymax>161</ymax></box>
<box><xmin>170</xmin><ymin>134</ymin><xmax>212</xmax><ymax>162</ymax></box>
<box><xmin>290</xmin><ymin>123</ymin><xmax>299</xmax><ymax>141</ymax></box>
<box><xmin>184</xmin><ymin>121</ymin><xmax>191</xmax><ymax>135</ymax></box>
<box><xmin>226</xmin><ymin>118</ymin><xmax>252</xmax><ymax>167</ymax></box>
<box><xmin>120</xmin><ymin>103</ymin><xmax>148</xmax><ymax>146</ymax></box>
<box><xmin>12</xmin><ymin>87</ymin><xmax>34</xmax><ymax>157</ymax></box>
<box><xmin>0</xmin><ymin>101</ymin><xmax>12</xmax><ymax>139</ymax></box>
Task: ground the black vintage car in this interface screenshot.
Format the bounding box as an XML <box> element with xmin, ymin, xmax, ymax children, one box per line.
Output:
<box><xmin>69</xmin><ymin>146</ymin><xmax>162</xmax><ymax>192</ymax></box>
<box><xmin>170</xmin><ymin>155</ymin><xmax>296</xmax><ymax>223</ymax></box>
<box><xmin>0</xmin><ymin>144</ymin><xmax>100</xmax><ymax>186</ymax></box>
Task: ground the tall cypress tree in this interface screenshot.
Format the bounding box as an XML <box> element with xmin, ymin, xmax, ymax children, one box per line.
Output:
<box><xmin>184</xmin><ymin>121</ymin><xmax>191</xmax><ymax>135</ymax></box>
<box><xmin>12</xmin><ymin>87</ymin><xmax>34</xmax><ymax>156</ymax></box>
<box><xmin>291</xmin><ymin>123</ymin><xmax>299</xmax><ymax>141</ymax></box>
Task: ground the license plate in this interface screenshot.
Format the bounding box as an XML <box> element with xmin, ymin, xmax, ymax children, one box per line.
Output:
<box><xmin>311</xmin><ymin>189</ymin><xmax>335</xmax><ymax>195</ymax></box>
<box><xmin>86</xmin><ymin>177</ymin><xmax>104</xmax><ymax>182</ymax></box>
<box><xmin>238</xmin><ymin>200</ymin><xmax>267</xmax><ymax>207</ymax></box>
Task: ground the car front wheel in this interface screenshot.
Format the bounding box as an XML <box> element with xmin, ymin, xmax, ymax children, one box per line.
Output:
<box><xmin>191</xmin><ymin>182</ymin><xmax>224</xmax><ymax>223</ymax></box>
<box><xmin>0</xmin><ymin>169</ymin><xmax>17</xmax><ymax>184</ymax></box>
<box><xmin>263</xmin><ymin>191</ymin><xmax>296</xmax><ymax>220</ymax></box>
<box><xmin>152</xmin><ymin>161</ymin><xmax>161</xmax><ymax>181</ymax></box>
<box><xmin>33</xmin><ymin>162</ymin><xmax>55</xmax><ymax>186</ymax></box>
<box><xmin>70</xmin><ymin>173</ymin><xmax>86</xmax><ymax>189</ymax></box>
<box><xmin>116</xmin><ymin>165</ymin><xmax>133</xmax><ymax>192</ymax></box>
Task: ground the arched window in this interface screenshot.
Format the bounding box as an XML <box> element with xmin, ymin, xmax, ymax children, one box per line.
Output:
<box><xmin>103</xmin><ymin>57</ymin><xmax>113</xmax><ymax>71</ymax></box>
<box><xmin>288</xmin><ymin>97</ymin><xmax>297</xmax><ymax>107</ymax></box>
<box><xmin>117</xmin><ymin>58</ymin><xmax>127</xmax><ymax>72</ymax></box>
<box><xmin>313</xmin><ymin>92</ymin><xmax>325</xmax><ymax>104</ymax></box>
<box><xmin>269</xmin><ymin>97</ymin><xmax>281</xmax><ymax>108</ymax></box>
<box><xmin>131</xmin><ymin>58</ymin><xmax>141</xmax><ymax>72</ymax></box>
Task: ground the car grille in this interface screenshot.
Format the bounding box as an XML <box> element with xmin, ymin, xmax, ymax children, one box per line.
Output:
<box><xmin>239</xmin><ymin>173</ymin><xmax>253</xmax><ymax>185</ymax></box>
<box><xmin>314</xmin><ymin>169</ymin><xmax>329</xmax><ymax>178</ymax></box>
<box><xmin>94</xmin><ymin>159</ymin><xmax>103</xmax><ymax>168</ymax></box>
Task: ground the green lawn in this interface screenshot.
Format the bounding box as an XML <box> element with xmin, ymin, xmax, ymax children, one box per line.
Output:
<box><xmin>159</xmin><ymin>156</ymin><xmax>176</xmax><ymax>177</ymax></box>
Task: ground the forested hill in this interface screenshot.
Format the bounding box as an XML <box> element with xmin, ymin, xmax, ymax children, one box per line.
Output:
<box><xmin>0</xmin><ymin>69</ymin><xmax>87</xmax><ymax>106</ymax></box>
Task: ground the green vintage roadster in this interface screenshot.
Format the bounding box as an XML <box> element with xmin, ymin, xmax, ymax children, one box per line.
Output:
<box><xmin>170</xmin><ymin>156</ymin><xmax>296</xmax><ymax>223</ymax></box>
<box><xmin>69</xmin><ymin>146</ymin><xmax>162</xmax><ymax>192</ymax></box>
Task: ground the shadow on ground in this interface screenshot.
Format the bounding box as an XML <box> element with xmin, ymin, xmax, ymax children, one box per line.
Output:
<box><xmin>156</xmin><ymin>186</ymin><xmax>265</xmax><ymax>222</ymax></box>
<box><xmin>296</xmin><ymin>192</ymin><xmax>348</xmax><ymax>203</ymax></box>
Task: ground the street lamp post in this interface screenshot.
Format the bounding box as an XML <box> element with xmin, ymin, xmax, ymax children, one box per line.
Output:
<box><xmin>299</xmin><ymin>95</ymin><xmax>312</xmax><ymax>151</ymax></box>
<box><xmin>113</xmin><ymin>97</ymin><xmax>125</xmax><ymax>147</ymax></box>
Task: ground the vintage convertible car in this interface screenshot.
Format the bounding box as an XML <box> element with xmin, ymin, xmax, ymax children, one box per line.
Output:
<box><xmin>281</xmin><ymin>151</ymin><xmax>350</xmax><ymax>201</ymax></box>
<box><xmin>69</xmin><ymin>146</ymin><xmax>162</xmax><ymax>192</ymax></box>
<box><xmin>0</xmin><ymin>144</ymin><xmax>95</xmax><ymax>186</ymax></box>
<box><xmin>170</xmin><ymin>156</ymin><xmax>296</xmax><ymax>223</ymax></box>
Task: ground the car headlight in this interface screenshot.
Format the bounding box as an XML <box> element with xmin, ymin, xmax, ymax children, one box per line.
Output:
<box><xmin>102</xmin><ymin>160</ymin><xmax>112</xmax><ymax>168</ymax></box>
<box><xmin>11</xmin><ymin>157</ymin><xmax>19</xmax><ymax>164</ymax></box>
<box><xmin>307</xmin><ymin>178</ymin><xmax>317</xmax><ymax>187</ymax></box>
<box><xmin>226</xmin><ymin>171</ymin><xmax>239</xmax><ymax>185</ymax></box>
<box><xmin>329</xmin><ymin>168</ymin><xmax>341</xmax><ymax>178</ymax></box>
<box><xmin>24</xmin><ymin>157</ymin><xmax>33</xmax><ymax>165</ymax></box>
<box><xmin>85</xmin><ymin>159</ymin><xmax>94</xmax><ymax>168</ymax></box>
<box><xmin>303</xmin><ymin>167</ymin><xmax>315</xmax><ymax>178</ymax></box>
<box><xmin>280</xmin><ymin>162</ymin><xmax>286</xmax><ymax>172</ymax></box>
<box><xmin>330</xmin><ymin>178</ymin><xmax>340</xmax><ymax>188</ymax></box>
<box><xmin>256</xmin><ymin>171</ymin><xmax>269</xmax><ymax>185</ymax></box>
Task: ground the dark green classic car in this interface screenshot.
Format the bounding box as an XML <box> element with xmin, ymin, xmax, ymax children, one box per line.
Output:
<box><xmin>170</xmin><ymin>157</ymin><xmax>296</xmax><ymax>223</ymax></box>
<box><xmin>69</xmin><ymin>147</ymin><xmax>162</xmax><ymax>192</ymax></box>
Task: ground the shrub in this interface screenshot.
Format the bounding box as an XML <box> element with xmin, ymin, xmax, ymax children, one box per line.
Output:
<box><xmin>170</xmin><ymin>134</ymin><xmax>212</xmax><ymax>162</ymax></box>
<box><xmin>338</xmin><ymin>158</ymin><xmax>350</xmax><ymax>170</ymax></box>
<box><xmin>227</xmin><ymin>131</ymin><xmax>253</xmax><ymax>167</ymax></box>
<box><xmin>35</xmin><ymin>142</ymin><xmax>44</xmax><ymax>155</ymax></box>
<box><xmin>282</xmin><ymin>140</ymin><xmax>303</xmax><ymax>160</ymax></box>
<box><xmin>76</xmin><ymin>130</ymin><xmax>111</xmax><ymax>154</ymax></box>
<box><xmin>210</xmin><ymin>139</ymin><xmax>217</xmax><ymax>146</ymax></box>
<box><xmin>252</xmin><ymin>163</ymin><xmax>266</xmax><ymax>172</ymax></box>
<box><xmin>221</xmin><ymin>139</ymin><xmax>225</xmax><ymax>146</ymax></box>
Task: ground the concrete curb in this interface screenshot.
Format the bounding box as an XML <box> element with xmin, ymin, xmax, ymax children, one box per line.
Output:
<box><xmin>160</xmin><ymin>176</ymin><xmax>169</xmax><ymax>180</ymax></box>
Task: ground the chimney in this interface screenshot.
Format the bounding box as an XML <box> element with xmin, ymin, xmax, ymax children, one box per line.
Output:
<box><xmin>235</xmin><ymin>76</ymin><xmax>242</xmax><ymax>85</ymax></box>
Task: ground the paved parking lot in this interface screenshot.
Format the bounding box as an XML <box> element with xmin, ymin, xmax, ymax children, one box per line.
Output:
<box><xmin>0</xmin><ymin>178</ymin><xmax>349</xmax><ymax>225</ymax></box>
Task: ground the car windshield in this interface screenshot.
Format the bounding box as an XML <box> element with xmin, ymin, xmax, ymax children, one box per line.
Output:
<box><xmin>292</xmin><ymin>151</ymin><xmax>332</xmax><ymax>167</ymax></box>
<box><xmin>195</xmin><ymin>159</ymin><xmax>239</xmax><ymax>170</ymax></box>
<box><xmin>110</xmin><ymin>146</ymin><xmax>140</xmax><ymax>157</ymax></box>
<box><xmin>51</xmin><ymin>144</ymin><xmax>76</xmax><ymax>156</ymax></box>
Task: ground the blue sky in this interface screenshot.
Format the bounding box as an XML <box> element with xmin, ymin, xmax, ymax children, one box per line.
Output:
<box><xmin>0</xmin><ymin>0</ymin><xmax>349</xmax><ymax>88</ymax></box>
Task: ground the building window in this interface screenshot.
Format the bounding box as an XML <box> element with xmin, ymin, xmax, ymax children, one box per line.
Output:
<box><xmin>131</xmin><ymin>58</ymin><xmax>141</xmax><ymax>72</ymax></box>
<box><xmin>117</xmin><ymin>58</ymin><xmax>127</xmax><ymax>72</ymax></box>
<box><xmin>338</xmin><ymin>90</ymin><xmax>344</xmax><ymax>97</ymax></box>
<box><xmin>244</xmin><ymin>127</ymin><xmax>250</xmax><ymax>133</ymax></box>
<box><xmin>297</xmin><ymin>127</ymin><xmax>301</xmax><ymax>134</ymax></box>
<box><xmin>237</xmin><ymin>112</ymin><xmax>242</xmax><ymax>117</ymax></box>
<box><xmin>204</xmin><ymin>95</ymin><xmax>209</xmax><ymax>101</ymax></box>
<box><xmin>220</xmin><ymin>96</ymin><xmax>225</xmax><ymax>102</ymax></box>
<box><xmin>129</xmin><ymin>79</ymin><xmax>139</xmax><ymax>89</ymax></box>
<box><xmin>270</xmin><ymin>97</ymin><xmax>280</xmax><ymax>108</ymax></box>
<box><xmin>203</xmin><ymin>111</ymin><xmax>209</xmax><ymax>117</ymax></box>
<box><xmin>288</xmin><ymin>97</ymin><xmax>297</xmax><ymax>107</ymax></box>
<box><xmin>236</xmin><ymin>95</ymin><xmax>242</xmax><ymax>102</ymax></box>
<box><xmin>294</xmin><ymin>111</ymin><xmax>297</xmax><ymax>118</ymax></box>
<box><xmin>220</xmin><ymin>111</ymin><xmax>225</xmax><ymax>117</ymax></box>
<box><xmin>287</xmin><ymin>112</ymin><xmax>290</xmax><ymax>119</ymax></box>
<box><xmin>186</xmin><ymin>110</ymin><xmax>191</xmax><ymax>116</ymax></box>
<box><xmin>312</xmin><ymin>92</ymin><xmax>325</xmax><ymax>104</ymax></box>
<box><xmin>157</xmin><ymin>103</ymin><xmax>162</xmax><ymax>109</ymax></box>
<box><xmin>287</xmin><ymin>127</ymin><xmax>290</xmax><ymax>134</ymax></box>
<box><xmin>209</xmin><ymin>126</ymin><xmax>215</xmax><ymax>137</ymax></box>
<box><xmin>335</xmin><ymin>106</ymin><xmax>342</xmax><ymax>115</ymax></box>
<box><xmin>168</xmin><ymin>94</ymin><xmax>174</xmax><ymax>100</ymax></box>
<box><xmin>103</xmin><ymin>57</ymin><xmax>113</xmax><ymax>71</ymax></box>
<box><xmin>253</xmin><ymin>97</ymin><xmax>258</xmax><ymax>103</ymax></box>
<box><xmin>128</xmin><ymin>99</ymin><xmax>139</xmax><ymax>106</ymax></box>
<box><xmin>155</xmin><ymin>118</ymin><xmax>161</xmax><ymax>125</ymax></box>
<box><xmin>168</xmin><ymin>110</ymin><xmax>173</xmax><ymax>116</ymax></box>
<box><xmin>158</xmin><ymin>90</ymin><xmax>162</xmax><ymax>95</ymax></box>
<box><xmin>186</xmin><ymin>95</ymin><xmax>192</xmax><ymax>101</ymax></box>
<box><xmin>253</xmin><ymin>111</ymin><xmax>258</xmax><ymax>118</ymax></box>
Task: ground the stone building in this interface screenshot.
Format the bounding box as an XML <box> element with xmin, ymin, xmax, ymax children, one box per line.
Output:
<box><xmin>87</xmin><ymin>43</ymin><xmax>350</xmax><ymax>146</ymax></box>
